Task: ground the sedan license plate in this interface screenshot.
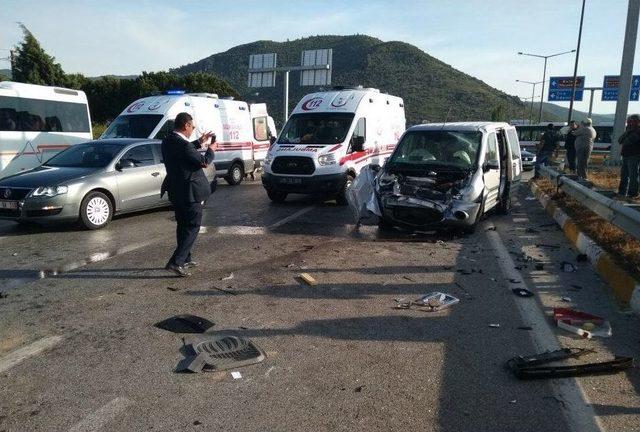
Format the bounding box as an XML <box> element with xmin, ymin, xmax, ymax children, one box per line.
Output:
<box><xmin>279</xmin><ymin>177</ymin><xmax>302</xmax><ymax>185</ymax></box>
<box><xmin>0</xmin><ymin>200</ymin><xmax>18</xmax><ymax>210</ymax></box>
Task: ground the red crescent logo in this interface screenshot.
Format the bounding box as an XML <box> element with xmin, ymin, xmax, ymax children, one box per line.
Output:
<box><xmin>127</xmin><ymin>102</ymin><xmax>145</xmax><ymax>113</ymax></box>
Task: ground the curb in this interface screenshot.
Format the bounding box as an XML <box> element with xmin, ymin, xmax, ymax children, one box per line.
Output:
<box><xmin>530</xmin><ymin>181</ymin><xmax>640</xmax><ymax>314</ymax></box>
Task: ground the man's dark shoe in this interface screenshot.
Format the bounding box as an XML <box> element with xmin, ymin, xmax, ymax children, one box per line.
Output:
<box><xmin>184</xmin><ymin>261</ymin><xmax>198</xmax><ymax>269</ymax></box>
<box><xmin>165</xmin><ymin>262</ymin><xmax>191</xmax><ymax>277</ymax></box>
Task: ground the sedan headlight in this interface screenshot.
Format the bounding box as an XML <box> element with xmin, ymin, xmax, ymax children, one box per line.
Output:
<box><xmin>31</xmin><ymin>185</ymin><xmax>68</xmax><ymax>198</ymax></box>
<box><xmin>318</xmin><ymin>153</ymin><xmax>337</xmax><ymax>166</ymax></box>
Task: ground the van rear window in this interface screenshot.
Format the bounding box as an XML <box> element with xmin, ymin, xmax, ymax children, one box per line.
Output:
<box><xmin>101</xmin><ymin>114</ymin><xmax>163</xmax><ymax>139</ymax></box>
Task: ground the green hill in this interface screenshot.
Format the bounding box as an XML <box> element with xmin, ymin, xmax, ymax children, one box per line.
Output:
<box><xmin>172</xmin><ymin>35</ymin><xmax>529</xmax><ymax>127</ymax></box>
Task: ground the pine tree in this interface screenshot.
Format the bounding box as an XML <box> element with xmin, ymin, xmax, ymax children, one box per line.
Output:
<box><xmin>12</xmin><ymin>24</ymin><xmax>66</xmax><ymax>86</ymax></box>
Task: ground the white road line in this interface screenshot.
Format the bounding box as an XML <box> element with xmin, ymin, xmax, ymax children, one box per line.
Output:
<box><xmin>486</xmin><ymin>226</ymin><xmax>603</xmax><ymax>432</ymax></box>
<box><xmin>68</xmin><ymin>397</ymin><xmax>132</xmax><ymax>432</ymax></box>
<box><xmin>216</xmin><ymin>226</ymin><xmax>267</xmax><ymax>235</ymax></box>
<box><xmin>268</xmin><ymin>206</ymin><xmax>315</xmax><ymax>229</ymax></box>
<box><xmin>0</xmin><ymin>335</ymin><xmax>64</xmax><ymax>374</ymax></box>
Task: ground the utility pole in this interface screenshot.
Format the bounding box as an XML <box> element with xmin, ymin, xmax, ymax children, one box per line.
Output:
<box><xmin>568</xmin><ymin>0</ymin><xmax>586</xmax><ymax>123</ymax></box>
<box><xmin>611</xmin><ymin>0</ymin><xmax>640</xmax><ymax>162</ymax></box>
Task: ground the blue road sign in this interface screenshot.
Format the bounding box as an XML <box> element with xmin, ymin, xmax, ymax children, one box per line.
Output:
<box><xmin>601</xmin><ymin>75</ymin><xmax>640</xmax><ymax>101</ymax></box>
<box><xmin>549</xmin><ymin>76</ymin><xmax>585</xmax><ymax>101</ymax></box>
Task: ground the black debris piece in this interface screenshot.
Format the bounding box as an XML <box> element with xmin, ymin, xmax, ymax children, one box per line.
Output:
<box><xmin>537</xmin><ymin>243</ymin><xmax>560</xmax><ymax>249</ymax></box>
<box><xmin>166</xmin><ymin>286</ymin><xmax>181</xmax><ymax>292</ymax></box>
<box><xmin>512</xmin><ymin>288</ymin><xmax>534</xmax><ymax>297</ymax></box>
<box><xmin>561</xmin><ymin>261</ymin><xmax>577</xmax><ymax>273</ymax></box>
<box><xmin>506</xmin><ymin>348</ymin><xmax>634</xmax><ymax>380</ymax></box>
<box><xmin>0</xmin><ymin>291</ymin><xmax>7</xmax><ymax>299</ymax></box>
<box><xmin>576</xmin><ymin>254</ymin><xmax>588</xmax><ymax>262</ymax></box>
<box><xmin>176</xmin><ymin>353</ymin><xmax>210</xmax><ymax>373</ymax></box>
<box><xmin>154</xmin><ymin>314</ymin><xmax>215</xmax><ymax>334</ymax></box>
<box><xmin>534</xmin><ymin>263</ymin><xmax>544</xmax><ymax>271</ymax></box>
<box><xmin>517</xmin><ymin>326</ymin><xmax>533</xmax><ymax>331</ymax></box>
<box><xmin>486</xmin><ymin>226</ymin><xmax>497</xmax><ymax>231</ymax></box>
<box><xmin>570</xmin><ymin>284</ymin><xmax>583</xmax><ymax>290</ymax></box>
<box><xmin>354</xmin><ymin>385</ymin><xmax>365</xmax><ymax>393</ymax></box>
<box><xmin>509</xmin><ymin>278</ymin><xmax>522</xmax><ymax>284</ymax></box>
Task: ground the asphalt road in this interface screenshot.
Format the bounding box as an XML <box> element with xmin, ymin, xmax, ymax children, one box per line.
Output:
<box><xmin>0</xmin><ymin>175</ymin><xmax>639</xmax><ymax>432</ymax></box>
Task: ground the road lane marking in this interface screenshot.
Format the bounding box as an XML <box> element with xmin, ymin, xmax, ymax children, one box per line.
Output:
<box><xmin>0</xmin><ymin>335</ymin><xmax>64</xmax><ymax>374</ymax></box>
<box><xmin>68</xmin><ymin>397</ymin><xmax>132</xmax><ymax>432</ymax></box>
<box><xmin>486</xmin><ymin>225</ymin><xmax>603</xmax><ymax>432</ymax></box>
<box><xmin>268</xmin><ymin>206</ymin><xmax>315</xmax><ymax>229</ymax></box>
<box><xmin>216</xmin><ymin>226</ymin><xmax>267</xmax><ymax>235</ymax></box>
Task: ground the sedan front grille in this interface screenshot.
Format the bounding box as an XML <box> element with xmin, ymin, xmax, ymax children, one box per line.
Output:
<box><xmin>0</xmin><ymin>187</ymin><xmax>32</xmax><ymax>200</ymax></box>
<box><xmin>271</xmin><ymin>156</ymin><xmax>315</xmax><ymax>175</ymax></box>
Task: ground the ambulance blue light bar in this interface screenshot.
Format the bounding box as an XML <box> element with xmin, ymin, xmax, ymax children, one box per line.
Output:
<box><xmin>164</xmin><ymin>89</ymin><xmax>186</xmax><ymax>95</ymax></box>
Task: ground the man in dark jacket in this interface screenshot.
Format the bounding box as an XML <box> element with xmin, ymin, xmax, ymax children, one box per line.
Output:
<box><xmin>534</xmin><ymin>123</ymin><xmax>559</xmax><ymax>178</ymax></box>
<box><xmin>618</xmin><ymin>114</ymin><xmax>640</xmax><ymax>198</ymax></box>
<box><xmin>564</xmin><ymin>120</ymin><xmax>578</xmax><ymax>173</ymax></box>
<box><xmin>161</xmin><ymin>112</ymin><xmax>216</xmax><ymax>277</ymax></box>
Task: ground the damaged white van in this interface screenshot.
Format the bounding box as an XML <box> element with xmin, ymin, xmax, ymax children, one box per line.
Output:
<box><xmin>375</xmin><ymin>122</ymin><xmax>522</xmax><ymax>232</ymax></box>
<box><xmin>262</xmin><ymin>87</ymin><xmax>405</xmax><ymax>203</ymax></box>
<box><xmin>101</xmin><ymin>91</ymin><xmax>276</xmax><ymax>185</ymax></box>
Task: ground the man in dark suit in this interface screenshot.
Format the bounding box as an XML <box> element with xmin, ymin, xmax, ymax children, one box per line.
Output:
<box><xmin>161</xmin><ymin>112</ymin><xmax>216</xmax><ymax>277</ymax></box>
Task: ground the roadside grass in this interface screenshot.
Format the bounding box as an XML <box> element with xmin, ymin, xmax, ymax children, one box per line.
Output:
<box><xmin>92</xmin><ymin>122</ymin><xmax>107</xmax><ymax>139</ymax></box>
<box><xmin>534</xmin><ymin>178</ymin><xmax>640</xmax><ymax>278</ymax></box>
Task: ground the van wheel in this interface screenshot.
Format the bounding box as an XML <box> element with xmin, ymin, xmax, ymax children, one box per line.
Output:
<box><xmin>267</xmin><ymin>190</ymin><xmax>287</xmax><ymax>203</ymax></box>
<box><xmin>463</xmin><ymin>198</ymin><xmax>485</xmax><ymax>235</ymax></box>
<box><xmin>378</xmin><ymin>218</ymin><xmax>394</xmax><ymax>232</ymax></box>
<box><xmin>80</xmin><ymin>191</ymin><xmax>112</xmax><ymax>230</ymax></box>
<box><xmin>335</xmin><ymin>174</ymin><xmax>355</xmax><ymax>206</ymax></box>
<box><xmin>225</xmin><ymin>162</ymin><xmax>244</xmax><ymax>186</ymax></box>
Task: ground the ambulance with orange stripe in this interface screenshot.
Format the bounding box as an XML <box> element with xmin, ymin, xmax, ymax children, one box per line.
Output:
<box><xmin>262</xmin><ymin>87</ymin><xmax>405</xmax><ymax>203</ymax></box>
<box><xmin>101</xmin><ymin>91</ymin><xmax>276</xmax><ymax>185</ymax></box>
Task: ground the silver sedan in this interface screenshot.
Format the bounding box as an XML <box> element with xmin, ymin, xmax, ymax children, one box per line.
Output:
<box><xmin>0</xmin><ymin>139</ymin><xmax>215</xmax><ymax>229</ymax></box>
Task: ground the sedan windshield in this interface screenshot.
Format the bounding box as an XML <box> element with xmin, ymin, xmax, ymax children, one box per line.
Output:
<box><xmin>278</xmin><ymin>113</ymin><xmax>354</xmax><ymax>145</ymax></box>
<box><xmin>101</xmin><ymin>114</ymin><xmax>163</xmax><ymax>139</ymax></box>
<box><xmin>388</xmin><ymin>130</ymin><xmax>482</xmax><ymax>169</ymax></box>
<box><xmin>44</xmin><ymin>143</ymin><xmax>126</xmax><ymax>168</ymax></box>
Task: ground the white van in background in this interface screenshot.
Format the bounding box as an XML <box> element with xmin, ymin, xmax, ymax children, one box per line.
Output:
<box><xmin>101</xmin><ymin>91</ymin><xmax>276</xmax><ymax>185</ymax></box>
<box><xmin>262</xmin><ymin>86</ymin><xmax>405</xmax><ymax>203</ymax></box>
<box><xmin>0</xmin><ymin>81</ymin><xmax>92</xmax><ymax>179</ymax></box>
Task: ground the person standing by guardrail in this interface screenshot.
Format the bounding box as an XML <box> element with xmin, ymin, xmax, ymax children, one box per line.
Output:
<box><xmin>564</xmin><ymin>120</ymin><xmax>578</xmax><ymax>173</ymax></box>
<box><xmin>617</xmin><ymin>114</ymin><xmax>640</xmax><ymax>199</ymax></box>
<box><xmin>572</xmin><ymin>118</ymin><xmax>597</xmax><ymax>180</ymax></box>
<box><xmin>534</xmin><ymin>123</ymin><xmax>559</xmax><ymax>179</ymax></box>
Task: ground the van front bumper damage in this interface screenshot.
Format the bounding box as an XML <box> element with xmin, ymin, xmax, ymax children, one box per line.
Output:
<box><xmin>379</xmin><ymin>194</ymin><xmax>481</xmax><ymax>229</ymax></box>
<box><xmin>262</xmin><ymin>172</ymin><xmax>347</xmax><ymax>195</ymax></box>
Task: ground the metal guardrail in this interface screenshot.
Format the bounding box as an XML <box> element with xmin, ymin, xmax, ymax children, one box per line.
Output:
<box><xmin>539</xmin><ymin>164</ymin><xmax>640</xmax><ymax>240</ymax></box>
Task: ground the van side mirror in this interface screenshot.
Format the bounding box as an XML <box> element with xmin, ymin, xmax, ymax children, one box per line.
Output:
<box><xmin>369</xmin><ymin>163</ymin><xmax>381</xmax><ymax>172</ymax></box>
<box><xmin>483</xmin><ymin>159</ymin><xmax>499</xmax><ymax>172</ymax></box>
<box><xmin>116</xmin><ymin>159</ymin><xmax>136</xmax><ymax>171</ymax></box>
<box><xmin>351</xmin><ymin>136</ymin><xmax>365</xmax><ymax>152</ymax></box>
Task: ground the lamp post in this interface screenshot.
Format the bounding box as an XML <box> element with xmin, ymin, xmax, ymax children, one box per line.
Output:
<box><xmin>567</xmin><ymin>0</ymin><xmax>587</xmax><ymax>123</ymax></box>
<box><xmin>518</xmin><ymin>49</ymin><xmax>576</xmax><ymax>123</ymax></box>
<box><xmin>516</xmin><ymin>79</ymin><xmax>544</xmax><ymax>124</ymax></box>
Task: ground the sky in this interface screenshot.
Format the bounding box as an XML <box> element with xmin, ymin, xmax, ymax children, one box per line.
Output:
<box><xmin>2</xmin><ymin>0</ymin><xmax>639</xmax><ymax>115</ymax></box>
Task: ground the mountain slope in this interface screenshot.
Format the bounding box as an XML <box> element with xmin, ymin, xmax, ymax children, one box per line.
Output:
<box><xmin>172</xmin><ymin>35</ymin><xmax>527</xmax><ymax>126</ymax></box>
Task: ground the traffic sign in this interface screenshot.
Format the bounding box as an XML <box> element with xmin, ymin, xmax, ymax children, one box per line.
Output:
<box><xmin>601</xmin><ymin>75</ymin><xmax>640</xmax><ymax>101</ymax></box>
<box><xmin>549</xmin><ymin>76</ymin><xmax>585</xmax><ymax>101</ymax></box>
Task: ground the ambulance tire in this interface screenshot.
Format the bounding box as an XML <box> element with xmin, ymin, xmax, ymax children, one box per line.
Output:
<box><xmin>335</xmin><ymin>174</ymin><xmax>354</xmax><ymax>206</ymax></box>
<box><xmin>267</xmin><ymin>190</ymin><xmax>287</xmax><ymax>203</ymax></box>
<box><xmin>225</xmin><ymin>162</ymin><xmax>244</xmax><ymax>186</ymax></box>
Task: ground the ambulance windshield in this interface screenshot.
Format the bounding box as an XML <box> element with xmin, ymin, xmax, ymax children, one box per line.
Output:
<box><xmin>278</xmin><ymin>113</ymin><xmax>354</xmax><ymax>145</ymax></box>
<box><xmin>101</xmin><ymin>114</ymin><xmax>163</xmax><ymax>139</ymax></box>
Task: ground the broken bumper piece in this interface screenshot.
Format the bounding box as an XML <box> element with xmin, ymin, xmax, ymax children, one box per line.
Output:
<box><xmin>506</xmin><ymin>348</ymin><xmax>633</xmax><ymax>380</ymax></box>
<box><xmin>380</xmin><ymin>195</ymin><xmax>481</xmax><ymax>229</ymax></box>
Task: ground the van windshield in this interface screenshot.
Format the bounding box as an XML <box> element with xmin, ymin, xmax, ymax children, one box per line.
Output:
<box><xmin>388</xmin><ymin>130</ymin><xmax>482</xmax><ymax>170</ymax></box>
<box><xmin>278</xmin><ymin>113</ymin><xmax>354</xmax><ymax>145</ymax></box>
<box><xmin>101</xmin><ymin>114</ymin><xmax>163</xmax><ymax>139</ymax></box>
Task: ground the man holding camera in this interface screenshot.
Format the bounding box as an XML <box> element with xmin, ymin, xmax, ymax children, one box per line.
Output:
<box><xmin>161</xmin><ymin>112</ymin><xmax>217</xmax><ymax>277</ymax></box>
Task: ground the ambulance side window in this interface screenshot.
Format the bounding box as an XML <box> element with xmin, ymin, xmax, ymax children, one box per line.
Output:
<box><xmin>253</xmin><ymin>117</ymin><xmax>268</xmax><ymax>141</ymax></box>
<box><xmin>154</xmin><ymin>120</ymin><xmax>175</xmax><ymax>140</ymax></box>
<box><xmin>350</xmin><ymin>118</ymin><xmax>366</xmax><ymax>152</ymax></box>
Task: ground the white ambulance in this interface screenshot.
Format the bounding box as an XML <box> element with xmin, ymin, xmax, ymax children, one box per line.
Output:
<box><xmin>101</xmin><ymin>91</ymin><xmax>276</xmax><ymax>185</ymax></box>
<box><xmin>262</xmin><ymin>87</ymin><xmax>405</xmax><ymax>203</ymax></box>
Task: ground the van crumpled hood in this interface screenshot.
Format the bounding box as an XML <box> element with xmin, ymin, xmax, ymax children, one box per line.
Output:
<box><xmin>378</xmin><ymin>165</ymin><xmax>472</xmax><ymax>202</ymax></box>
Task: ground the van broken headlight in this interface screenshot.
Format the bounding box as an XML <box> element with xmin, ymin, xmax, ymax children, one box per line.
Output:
<box><xmin>318</xmin><ymin>153</ymin><xmax>337</xmax><ymax>166</ymax></box>
<box><xmin>31</xmin><ymin>185</ymin><xmax>68</xmax><ymax>198</ymax></box>
<box><xmin>264</xmin><ymin>153</ymin><xmax>273</xmax><ymax>165</ymax></box>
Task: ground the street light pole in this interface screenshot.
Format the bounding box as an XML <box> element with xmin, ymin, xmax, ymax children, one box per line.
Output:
<box><xmin>568</xmin><ymin>0</ymin><xmax>587</xmax><ymax>123</ymax></box>
<box><xmin>518</xmin><ymin>49</ymin><xmax>576</xmax><ymax>124</ymax></box>
<box><xmin>516</xmin><ymin>79</ymin><xmax>543</xmax><ymax>124</ymax></box>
